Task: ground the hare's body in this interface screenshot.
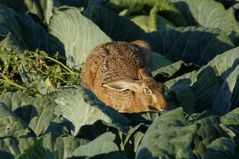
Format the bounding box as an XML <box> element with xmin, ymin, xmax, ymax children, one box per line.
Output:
<box><xmin>82</xmin><ymin>41</ymin><xmax>167</xmax><ymax>112</ymax></box>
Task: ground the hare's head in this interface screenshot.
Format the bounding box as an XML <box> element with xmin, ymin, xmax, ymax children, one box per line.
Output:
<box><xmin>102</xmin><ymin>67</ymin><xmax>168</xmax><ymax>112</ymax></box>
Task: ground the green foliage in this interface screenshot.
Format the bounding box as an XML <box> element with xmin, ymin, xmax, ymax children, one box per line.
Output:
<box><xmin>0</xmin><ymin>0</ymin><xmax>239</xmax><ymax>158</ymax></box>
<box><xmin>0</xmin><ymin>50</ymin><xmax>81</xmax><ymax>95</ymax></box>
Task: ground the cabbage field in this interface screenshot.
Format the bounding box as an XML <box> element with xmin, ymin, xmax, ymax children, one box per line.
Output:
<box><xmin>0</xmin><ymin>0</ymin><xmax>239</xmax><ymax>158</ymax></box>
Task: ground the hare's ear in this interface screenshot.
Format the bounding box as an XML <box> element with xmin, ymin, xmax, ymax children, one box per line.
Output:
<box><xmin>130</xmin><ymin>40</ymin><xmax>151</xmax><ymax>54</ymax></box>
<box><xmin>138</xmin><ymin>67</ymin><xmax>152</xmax><ymax>79</ymax></box>
<box><xmin>102</xmin><ymin>77</ymin><xmax>141</xmax><ymax>92</ymax></box>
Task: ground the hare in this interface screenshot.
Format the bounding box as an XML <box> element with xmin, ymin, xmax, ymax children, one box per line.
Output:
<box><xmin>81</xmin><ymin>40</ymin><xmax>167</xmax><ymax>113</ymax></box>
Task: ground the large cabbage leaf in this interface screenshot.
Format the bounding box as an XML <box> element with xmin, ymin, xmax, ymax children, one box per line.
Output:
<box><xmin>17</xmin><ymin>137</ymin><xmax>57</xmax><ymax>159</ymax></box>
<box><xmin>155</xmin><ymin>45</ymin><xmax>239</xmax><ymax>114</ymax></box>
<box><xmin>71</xmin><ymin>132</ymin><xmax>119</xmax><ymax>158</ymax></box>
<box><xmin>0</xmin><ymin>92</ymin><xmax>57</xmax><ymax>136</ymax></box>
<box><xmin>0</xmin><ymin>4</ymin><xmax>49</xmax><ymax>52</ymax></box>
<box><xmin>0</xmin><ymin>137</ymin><xmax>35</xmax><ymax>158</ymax></box>
<box><xmin>172</xmin><ymin>0</ymin><xmax>239</xmax><ymax>38</ymax></box>
<box><xmin>136</xmin><ymin>108</ymin><xmax>196</xmax><ymax>158</ymax></box>
<box><xmin>49</xmin><ymin>7</ymin><xmax>111</xmax><ymax>68</ymax></box>
<box><xmin>84</xmin><ymin>0</ymin><xmax>147</xmax><ymax>41</ymax></box>
<box><xmin>148</xmin><ymin>52</ymin><xmax>173</xmax><ymax>72</ymax></box>
<box><xmin>0</xmin><ymin>0</ymin><xmax>88</xmax><ymax>25</ymax></box>
<box><xmin>136</xmin><ymin>108</ymin><xmax>227</xmax><ymax>158</ymax></box>
<box><xmin>148</xmin><ymin>26</ymin><xmax>234</xmax><ymax>65</ymax></box>
<box><xmin>212</xmin><ymin>65</ymin><xmax>239</xmax><ymax>115</ymax></box>
<box><xmin>0</xmin><ymin>92</ymin><xmax>30</xmax><ymax>111</ymax></box>
<box><xmin>205</xmin><ymin>137</ymin><xmax>236</xmax><ymax>159</ymax></box>
<box><xmin>220</xmin><ymin>107</ymin><xmax>239</xmax><ymax>139</ymax></box>
<box><xmin>0</xmin><ymin>103</ymin><xmax>29</xmax><ymax>138</ymax></box>
<box><xmin>107</xmin><ymin>0</ymin><xmax>187</xmax><ymax>26</ymax></box>
<box><xmin>27</xmin><ymin>97</ymin><xmax>56</xmax><ymax>136</ymax></box>
<box><xmin>55</xmin><ymin>86</ymin><xmax>129</xmax><ymax>136</ymax></box>
<box><xmin>130</xmin><ymin>14</ymin><xmax>175</xmax><ymax>32</ymax></box>
<box><xmin>53</xmin><ymin>135</ymin><xmax>87</xmax><ymax>159</ymax></box>
<box><xmin>15</xmin><ymin>134</ymin><xmax>88</xmax><ymax>159</ymax></box>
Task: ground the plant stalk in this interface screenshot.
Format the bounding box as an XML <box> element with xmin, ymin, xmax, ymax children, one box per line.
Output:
<box><xmin>0</xmin><ymin>74</ymin><xmax>26</xmax><ymax>90</ymax></box>
<box><xmin>44</xmin><ymin>55</ymin><xmax>75</xmax><ymax>74</ymax></box>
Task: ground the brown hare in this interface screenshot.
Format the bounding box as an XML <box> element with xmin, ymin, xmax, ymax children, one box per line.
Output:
<box><xmin>81</xmin><ymin>40</ymin><xmax>167</xmax><ymax>113</ymax></box>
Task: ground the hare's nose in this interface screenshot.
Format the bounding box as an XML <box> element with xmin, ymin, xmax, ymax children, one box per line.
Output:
<box><xmin>160</xmin><ymin>108</ymin><xmax>167</xmax><ymax>112</ymax></box>
<box><xmin>149</xmin><ymin>105</ymin><xmax>168</xmax><ymax>112</ymax></box>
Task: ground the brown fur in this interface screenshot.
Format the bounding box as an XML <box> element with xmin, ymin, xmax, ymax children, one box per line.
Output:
<box><xmin>82</xmin><ymin>41</ymin><xmax>167</xmax><ymax>112</ymax></box>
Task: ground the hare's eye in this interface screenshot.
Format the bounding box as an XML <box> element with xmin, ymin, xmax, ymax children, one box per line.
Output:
<box><xmin>143</xmin><ymin>88</ymin><xmax>152</xmax><ymax>95</ymax></box>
